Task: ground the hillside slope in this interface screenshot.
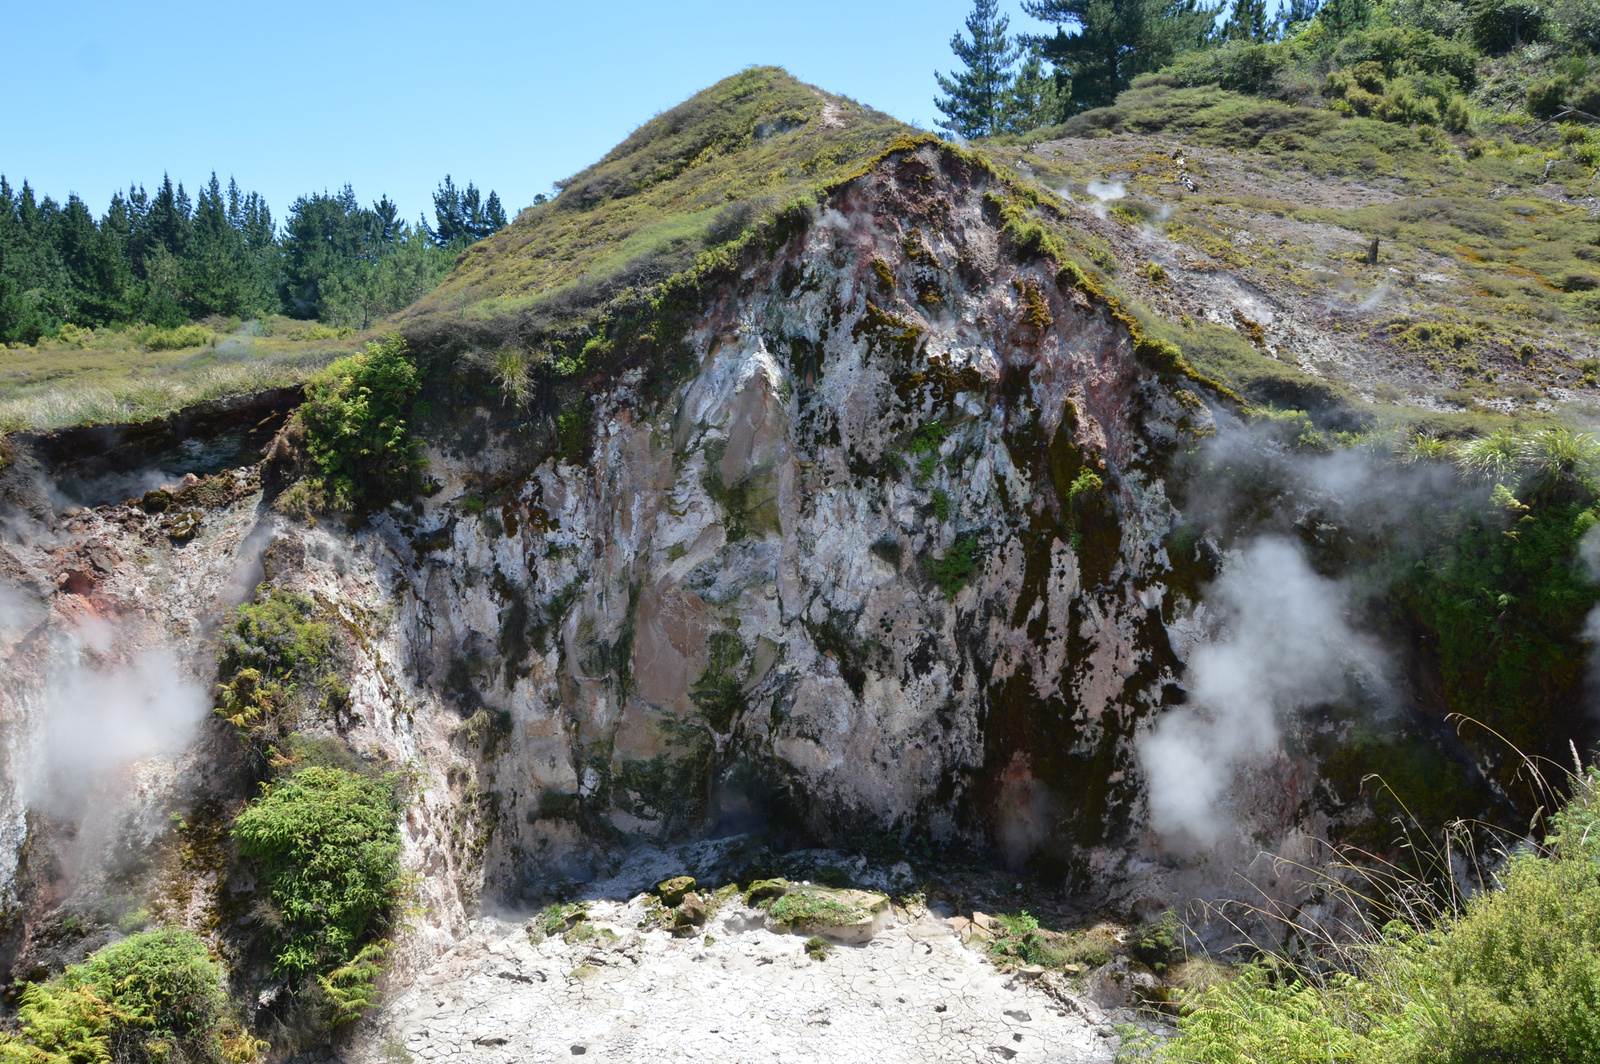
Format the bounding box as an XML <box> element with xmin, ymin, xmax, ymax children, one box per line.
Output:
<box><xmin>981</xmin><ymin>82</ymin><xmax>1600</xmax><ymax>420</ymax></box>
<box><xmin>399</xmin><ymin>67</ymin><xmax>908</xmax><ymax>331</ymax></box>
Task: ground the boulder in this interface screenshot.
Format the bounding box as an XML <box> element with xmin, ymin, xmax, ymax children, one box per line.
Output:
<box><xmin>671</xmin><ymin>892</ymin><xmax>708</xmax><ymax>937</ymax></box>
<box><xmin>655</xmin><ymin>876</ymin><xmax>696</xmax><ymax>906</ymax></box>
<box><xmin>765</xmin><ymin>887</ymin><xmax>891</xmax><ymax>944</ymax></box>
<box><xmin>1086</xmin><ymin>956</ymin><xmax>1164</xmax><ymax>1011</ymax></box>
<box><xmin>746</xmin><ymin>878</ymin><xmax>790</xmax><ymax>903</ymax></box>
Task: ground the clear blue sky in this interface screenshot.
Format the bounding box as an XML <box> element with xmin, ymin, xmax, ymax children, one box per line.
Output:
<box><xmin>3</xmin><ymin>0</ymin><xmax>1048</xmax><ymax>228</ymax></box>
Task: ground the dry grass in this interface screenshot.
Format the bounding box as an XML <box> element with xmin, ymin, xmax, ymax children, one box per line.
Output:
<box><xmin>0</xmin><ymin>316</ymin><xmax>351</xmax><ymax>433</ymax></box>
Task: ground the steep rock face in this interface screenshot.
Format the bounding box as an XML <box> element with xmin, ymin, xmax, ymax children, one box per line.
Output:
<box><xmin>0</xmin><ymin>463</ymin><xmax>481</xmax><ymax>979</ymax></box>
<box><xmin>394</xmin><ymin>144</ymin><xmax>1211</xmax><ymax>895</ymax></box>
<box><xmin>0</xmin><ymin>143</ymin><xmax>1332</xmax><ymax>989</ymax></box>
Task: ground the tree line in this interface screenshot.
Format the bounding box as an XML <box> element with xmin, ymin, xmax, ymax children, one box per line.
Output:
<box><xmin>934</xmin><ymin>0</ymin><xmax>1396</xmax><ymax>136</ymax></box>
<box><xmin>0</xmin><ymin>172</ymin><xmax>509</xmax><ymax>344</ymax></box>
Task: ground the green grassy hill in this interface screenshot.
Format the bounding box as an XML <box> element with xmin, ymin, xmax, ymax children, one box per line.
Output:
<box><xmin>397</xmin><ymin>66</ymin><xmax>909</xmax><ymax>331</ymax></box>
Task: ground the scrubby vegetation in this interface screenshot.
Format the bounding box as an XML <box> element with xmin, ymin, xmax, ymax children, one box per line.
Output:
<box><xmin>0</xmin><ymin>928</ymin><xmax>253</xmax><ymax>1064</ymax></box>
<box><xmin>1157</xmin><ymin>764</ymin><xmax>1600</xmax><ymax>1063</ymax></box>
<box><xmin>1391</xmin><ymin>429</ymin><xmax>1600</xmax><ymax>780</ymax></box>
<box><xmin>231</xmin><ymin>767</ymin><xmax>404</xmax><ymax>1018</ymax></box>
<box><xmin>291</xmin><ymin>333</ymin><xmax>425</xmax><ymax>512</ymax></box>
<box><xmin>215</xmin><ymin>587</ymin><xmax>338</xmax><ymax>739</ymax></box>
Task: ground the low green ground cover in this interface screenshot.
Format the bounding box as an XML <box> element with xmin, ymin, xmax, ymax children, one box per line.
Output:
<box><xmin>0</xmin><ymin>316</ymin><xmax>349</xmax><ymax>433</ymax></box>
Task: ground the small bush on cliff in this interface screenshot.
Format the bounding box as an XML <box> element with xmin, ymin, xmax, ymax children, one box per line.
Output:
<box><xmin>929</xmin><ymin>533</ymin><xmax>982</xmax><ymax>597</ymax></box>
<box><xmin>295</xmin><ymin>333</ymin><xmax>424</xmax><ymax>512</ymax></box>
<box><xmin>215</xmin><ymin>589</ymin><xmax>335</xmax><ymax>734</ymax></box>
<box><xmin>0</xmin><ymin>928</ymin><xmax>248</xmax><ymax>1064</ymax></box>
<box><xmin>1390</xmin><ymin>457</ymin><xmax>1600</xmax><ymax>776</ymax></box>
<box><xmin>231</xmin><ymin>766</ymin><xmax>403</xmax><ymax>1014</ymax></box>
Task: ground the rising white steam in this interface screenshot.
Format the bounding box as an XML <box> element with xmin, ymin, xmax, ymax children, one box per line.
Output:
<box><xmin>1087</xmin><ymin>179</ymin><xmax>1126</xmax><ymax>201</ymax></box>
<box><xmin>1138</xmin><ymin>538</ymin><xmax>1381</xmax><ymax>849</ymax></box>
<box><xmin>27</xmin><ymin>624</ymin><xmax>210</xmax><ymax>814</ymax></box>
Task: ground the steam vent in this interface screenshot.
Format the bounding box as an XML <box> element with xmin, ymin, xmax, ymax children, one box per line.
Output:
<box><xmin>4</xmin><ymin>66</ymin><xmax>1600</xmax><ymax>1062</ymax></box>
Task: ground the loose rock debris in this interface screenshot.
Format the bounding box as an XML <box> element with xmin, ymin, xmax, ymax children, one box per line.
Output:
<box><xmin>348</xmin><ymin>895</ymin><xmax>1151</xmax><ymax>1063</ymax></box>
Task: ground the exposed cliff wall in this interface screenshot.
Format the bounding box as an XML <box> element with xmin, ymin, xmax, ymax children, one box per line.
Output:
<box><xmin>0</xmin><ymin>140</ymin><xmax>1375</xmax><ymax>999</ymax></box>
<box><xmin>383</xmin><ymin>141</ymin><xmax>1219</xmax><ymax>897</ymax></box>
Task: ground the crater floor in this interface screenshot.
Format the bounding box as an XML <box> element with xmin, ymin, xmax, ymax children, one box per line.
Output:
<box><xmin>347</xmin><ymin>896</ymin><xmax>1139</xmax><ymax>1064</ymax></box>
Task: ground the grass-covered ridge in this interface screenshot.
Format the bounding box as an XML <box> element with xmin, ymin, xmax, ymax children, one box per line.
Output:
<box><xmin>399</xmin><ymin>66</ymin><xmax>909</xmax><ymax>328</ymax></box>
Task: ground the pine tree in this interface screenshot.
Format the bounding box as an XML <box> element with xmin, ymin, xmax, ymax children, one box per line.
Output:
<box><xmin>1285</xmin><ymin>0</ymin><xmax>1320</xmax><ymax>26</ymax></box>
<box><xmin>999</xmin><ymin>42</ymin><xmax>1071</xmax><ymax>133</ymax></box>
<box><xmin>482</xmin><ymin>191</ymin><xmax>507</xmax><ymax>234</ymax></box>
<box><xmin>425</xmin><ymin>176</ymin><xmax>466</xmax><ymax>246</ymax></box>
<box><xmin>1220</xmin><ymin>0</ymin><xmax>1275</xmax><ymax>41</ymax></box>
<box><xmin>1319</xmin><ymin>0</ymin><xmax>1369</xmax><ymax>38</ymax></box>
<box><xmin>1024</xmin><ymin>0</ymin><xmax>1220</xmax><ymax>112</ymax></box>
<box><xmin>59</xmin><ymin>193</ymin><xmax>131</xmax><ymax>324</ymax></box>
<box><xmin>935</xmin><ymin>0</ymin><xmax>1021</xmax><ymax>139</ymax></box>
<box><xmin>0</xmin><ymin>176</ymin><xmax>49</xmax><ymax>343</ymax></box>
<box><xmin>186</xmin><ymin>172</ymin><xmax>255</xmax><ymax>318</ymax></box>
<box><xmin>425</xmin><ymin>177</ymin><xmax>508</xmax><ymax>246</ymax></box>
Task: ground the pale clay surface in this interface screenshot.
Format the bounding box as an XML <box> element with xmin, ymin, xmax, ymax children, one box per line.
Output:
<box><xmin>348</xmin><ymin>898</ymin><xmax>1123</xmax><ymax>1064</ymax></box>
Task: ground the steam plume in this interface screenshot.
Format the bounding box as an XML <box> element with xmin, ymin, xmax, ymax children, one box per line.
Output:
<box><xmin>1138</xmin><ymin>538</ymin><xmax>1381</xmax><ymax>849</ymax></box>
<box><xmin>26</xmin><ymin>623</ymin><xmax>210</xmax><ymax>815</ymax></box>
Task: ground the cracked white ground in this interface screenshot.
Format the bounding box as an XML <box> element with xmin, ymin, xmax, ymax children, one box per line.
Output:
<box><xmin>347</xmin><ymin>896</ymin><xmax>1141</xmax><ymax>1064</ymax></box>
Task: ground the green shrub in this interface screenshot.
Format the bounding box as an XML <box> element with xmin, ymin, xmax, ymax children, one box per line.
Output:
<box><xmin>1386</xmin><ymin>0</ymin><xmax>1471</xmax><ymax>37</ymax></box>
<box><xmin>554</xmin><ymin>403</ymin><xmax>592</xmax><ymax>461</ymax></box>
<box><xmin>1440</xmin><ymin>847</ymin><xmax>1600</xmax><ymax>1059</ymax></box>
<box><xmin>928</xmin><ymin>534</ymin><xmax>981</xmax><ymax>597</ymax></box>
<box><xmin>0</xmin><ymin>980</ymin><xmax>122</xmax><ymax>1064</ymax></box>
<box><xmin>70</xmin><ymin>930</ymin><xmax>230</xmax><ymax>1064</ymax></box>
<box><xmin>1160</xmin><ymin>769</ymin><xmax>1600</xmax><ymax>1064</ymax></box>
<box><xmin>138</xmin><ymin>323</ymin><xmax>214</xmax><ymax>351</ymax></box>
<box><xmin>231</xmin><ymin>767</ymin><xmax>403</xmax><ymax>984</ymax></box>
<box><xmin>1158</xmin><ymin>40</ymin><xmax>1303</xmax><ymax>95</ymax></box>
<box><xmin>1374</xmin><ymin>86</ymin><xmax>1441</xmax><ymax>126</ymax></box>
<box><xmin>1469</xmin><ymin>0</ymin><xmax>1545</xmax><ymax>53</ymax></box>
<box><xmin>220</xmin><ymin>589</ymin><xmax>332</xmax><ymax>682</ymax></box>
<box><xmin>907</xmin><ymin>420</ymin><xmax>947</xmax><ymax>457</ymax></box>
<box><xmin>1574</xmin><ymin>79</ymin><xmax>1600</xmax><ymax>116</ymax></box>
<box><xmin>296</xmin><ymin>333</ymin><xmax>424</xmax><ymax>512</ymax></box>
<box><xmin>316</xmin><ymin>943</ymin><xmax>388</xmax><ymax>1027</ymax></box>
<box><xmin>1528</xmin><ymin>75</ymin><xmax>1575</xmax><ymax>118</ymax></box>
<box><xmin>215</xmin><ymin>589</ymin><xmax>334</xmax><ymax>734</ymax></box>
<box><xmin>1068</xmin><ymin>468</ymin><xmax>1106</xmax><ymax>507</ymax></box>
<box><xmin>1333</xmin><ymin>28</ymin><xmax>1479</xmax><ymax>90</ymax></box>
<box><xmin>0</xmin><ymin>929</ymin><xmax>240</xmax><ymax>1064</ymax></box>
